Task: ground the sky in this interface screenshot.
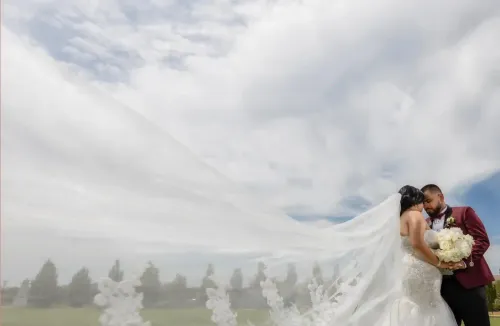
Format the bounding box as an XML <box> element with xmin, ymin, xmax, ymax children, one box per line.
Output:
<box><xmin>1</xmin><ymin>0</ymin><xmax>500</xmax><ymax>285</ymax></box>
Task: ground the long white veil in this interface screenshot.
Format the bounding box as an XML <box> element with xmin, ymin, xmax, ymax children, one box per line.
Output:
<box><xmin>2</xmin><ymin>27</ymin><xmax>405</xmax><ymax>325</ymax></box>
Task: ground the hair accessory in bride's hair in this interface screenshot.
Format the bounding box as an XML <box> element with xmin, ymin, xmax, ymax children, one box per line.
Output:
<box><xmin>398</xmin><ymin>185</ymin><xmax>425</xmax><ymax>216</ymax></box>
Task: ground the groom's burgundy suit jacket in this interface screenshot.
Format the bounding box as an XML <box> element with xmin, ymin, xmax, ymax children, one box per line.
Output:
<box><xmin>427</xmin><ymin>206</ymin><xmax>494</xmax><ymax>289</ymax></box>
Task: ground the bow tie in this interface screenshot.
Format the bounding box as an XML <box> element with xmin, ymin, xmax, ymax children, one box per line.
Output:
<box><xmin>430</xmin><ymin>212</ymin><xmax>445</xmax><ymax>220</ymax></box>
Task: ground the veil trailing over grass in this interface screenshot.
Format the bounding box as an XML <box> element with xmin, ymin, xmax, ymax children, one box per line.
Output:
<box><xmin>3</xmin><ymin>27</ymin><xmax>406</xmax><ymax>325</ymax></box>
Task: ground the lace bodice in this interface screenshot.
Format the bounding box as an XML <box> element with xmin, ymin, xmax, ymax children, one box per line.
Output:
<box><xmin>400</xmin><ymin>229</ymin><xmax>445</xmax><ymax>314</ymax></box>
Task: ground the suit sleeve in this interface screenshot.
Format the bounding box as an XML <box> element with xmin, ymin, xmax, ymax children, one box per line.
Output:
<box><xmin>462</xmin><ymin>207</ymin><xmax>490</xmax><ymax>267</ymax></box>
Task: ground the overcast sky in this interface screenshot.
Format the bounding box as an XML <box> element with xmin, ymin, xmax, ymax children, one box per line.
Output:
<box><xmin>2</xmin><ymin>0</ymin><xmax>500</xmax><ymax>285</ymax></box>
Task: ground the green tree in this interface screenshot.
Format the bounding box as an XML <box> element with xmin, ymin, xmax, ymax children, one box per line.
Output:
<box><xmin>312</xmin><ymin>261</ymin><xmax>324</xmax><ymax>285</ymax></box>
<box><xmin>250</xmin><ymin>262</ymin><xmax>266</xmax><ymax>288</ymax></box>
<box><xmin>164</xmin><ymin>274</ymin><xmax>188</xmax><ymax>306</ymax></box>
<box><xmin>12</xmin><ymin>279</ymin><xmax>30</xmax><ymax>307</ymax></box>
<box><xmin>28</xmin><ymin>259</ymin><xmax>58</xmax><ymax>308</ymax></box>
<box><xmin>139</xmin><ymin>262</ymin><xmax>162</xmax><ymax>308</ymax></box>
<box><xmin>229</xmin><ymin>268</ymin><xmax>244</xmax><ymax>309</ymax></box>
<box><xmin>67</xmin><ymin>267</ymin><xmax>92</xmax><ymax>307</ymax></box>
<box><xmin>279</xmin><ymin>263</ymin><xmax>298</xmax><ymax>306</ymax></box>
<box><xmin>487</xmin><ymin>282</ymin><xmax>497</xmax><ymax>311</ymax></box>
<box><xmin>495</xmin><ymin>280</ymin><xmax>500</xmax><ymax>299</ymax></box>
<box><xmin>108</xmin><ymin>260</ymin><xmax>124</xmax><ymax>282</ymax></box>
<box><xmin>230</xmin><ymin>268</ymin><xmax>243</xmax><ymax>291</ymax></box>
<box><xmin>285</xmin><ymin>263</ymin><xmax>297</xmax><ymax>286</ymax></box>
<box><xmin>201</xmin><ymin>263</ymin><xmax>216</xmax><ymax>289</ymax></box>
<box><xmin>199</xmin><ymin>264</ymin><xmax>216</xmax><ymax>304</ymax></box>
<box><xmin>2</xmin><ymin>283</ymin><xmax>21</xmax><ymax>306</ymax></box>
<box><xmin>169</xmin><ymin>273</ymin><xmax>187</xmax><ymax>291</ymax></box>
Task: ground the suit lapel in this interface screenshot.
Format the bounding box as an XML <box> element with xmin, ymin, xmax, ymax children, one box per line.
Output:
<box><xmin>442</xmin><ymin>205</ymin><xmax>453</xmax><ymax>229</ymax></box>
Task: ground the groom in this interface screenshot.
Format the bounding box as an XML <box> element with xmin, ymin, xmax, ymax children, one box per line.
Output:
<box><xmin>421</xmin><ymin>184</ymin><xmax>494</xmax><ymax>326</ymax></box>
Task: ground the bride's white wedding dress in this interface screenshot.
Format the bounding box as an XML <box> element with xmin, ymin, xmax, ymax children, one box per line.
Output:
<box><xmin>390</xmin><ymin>230</ymin><xmax>457</xmax><ymax>326</ymax></box>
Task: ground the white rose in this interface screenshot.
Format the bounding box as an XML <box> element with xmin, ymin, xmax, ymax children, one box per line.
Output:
<box><xmin>439</xmin><ymin>240</ymin><xmax>453</xmax><ymax>251</ymax></box>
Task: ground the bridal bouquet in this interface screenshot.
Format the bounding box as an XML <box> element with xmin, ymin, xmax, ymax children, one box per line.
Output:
<box><xmin>434</xmin><ymin>227</ymin><xmax>474</xmax><ymax>263</ymax></box>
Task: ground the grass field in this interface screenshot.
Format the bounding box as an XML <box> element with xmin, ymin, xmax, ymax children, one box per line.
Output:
<box><xmin>1</xmin><ymin>307</ymin><xmax>499</xmax><ymax>326</ymax></box>
<box><xmin>1</xmin><ymin>307</ymin><xmax>268</xmax><ymax>326</ymax></box>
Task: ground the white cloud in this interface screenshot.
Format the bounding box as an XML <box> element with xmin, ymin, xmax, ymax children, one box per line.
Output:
<box><xmin>2</xmin><ymin>0</ymin><xmax>500</xmax><ymax>283</ymax></box>
<box><xmin>68</xmin><ymin>0</ymin><xmax>500</xmax><ymax>215</ymax></box>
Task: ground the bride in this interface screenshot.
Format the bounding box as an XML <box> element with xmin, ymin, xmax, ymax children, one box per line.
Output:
<box><xmin>395</xmin><ymin>185</ymin><xmax>458</xmax><ymax>326</ymax></box>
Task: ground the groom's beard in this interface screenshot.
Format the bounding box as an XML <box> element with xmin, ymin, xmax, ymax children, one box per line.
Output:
<box><xmin>426</xmin><ymin>203</ymin><xmax>444</xmax><ymax>217</ymax></box>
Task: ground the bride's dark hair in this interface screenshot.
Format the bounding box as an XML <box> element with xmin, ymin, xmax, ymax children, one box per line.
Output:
<box><xmin>398</xmin><ymin>185</ymin><xmax>425</xmax><ymax>216</ymax></box>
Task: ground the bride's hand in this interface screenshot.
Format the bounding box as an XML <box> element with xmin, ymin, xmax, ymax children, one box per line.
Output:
<box><xmin>438</xmin><ymin>262</ymin><xmax>455</xmax><ymax>269</ymax></box>
<box><xmin>449</xmin><ymin>261</ymin><xmax>467</xmax><ymax>270</ymax></box>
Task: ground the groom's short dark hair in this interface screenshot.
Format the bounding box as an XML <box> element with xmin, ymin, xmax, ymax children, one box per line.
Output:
<box><xmin>421</xmin><ymin>184</ymin><xmax>442</xmax><ymax>194</ymax></box>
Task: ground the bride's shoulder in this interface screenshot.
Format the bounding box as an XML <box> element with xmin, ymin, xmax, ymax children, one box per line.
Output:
<box><xmin>402</xmin><ymin>210</ymin><xmax>425</xmax><ymax>221</ymax></box>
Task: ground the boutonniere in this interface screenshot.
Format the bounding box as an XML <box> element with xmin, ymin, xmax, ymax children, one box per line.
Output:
<box><xmin>445</xmin><ymin>216</ymin><xmax>456</xmax><ymax>228</ymax></box>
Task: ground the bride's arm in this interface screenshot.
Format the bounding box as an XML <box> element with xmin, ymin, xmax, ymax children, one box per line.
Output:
<box><xmin>407</xmin><ymin>212</ymin><xmax>441</xmax><ymax>267</ymax></box>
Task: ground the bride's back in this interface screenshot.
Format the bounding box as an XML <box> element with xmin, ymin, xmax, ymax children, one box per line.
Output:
<box><xmin>399</xmin><ymin>209</ymin><xmax>426</xmax><ymax>237</ymax></box>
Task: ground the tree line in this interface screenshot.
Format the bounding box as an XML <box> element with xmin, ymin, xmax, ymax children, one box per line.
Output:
<box><xmin>2</xmin><ymin>259</ymin><xmax>499</xmax><ymax>311</ymax></box>
<box><xmin>486</xmin><ymin>281</ymin><xmax>500</xmax><ymax>311</ymax></box>
<box><xmin>0</xmin><ymin>259</ymin><xmax>315</xmax><ymax>309</ymax></box>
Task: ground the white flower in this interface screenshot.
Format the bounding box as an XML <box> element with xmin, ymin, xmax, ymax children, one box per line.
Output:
<box><xmin>93</xmin><ymin>294</ymin><xmax>108</xmax><ymax>307</ymax></box>
<box><xmin>97</xmin><ymin>278</ymin><xmax>117</xmax><ymax>296</ymax></box>
<box><xmin>434</xmin><ymin>228</ymin><xmax>475</xmax><ymax>263</ymax></box>
<box><xmin>94</xmin><ymin>277</ymin><xmax>150</xmax><ymax>326</ymax></box>
<box><xmin>206</xmin><ymin>284</ymin><xmax>238</xmax><ymax>326</ymax></box>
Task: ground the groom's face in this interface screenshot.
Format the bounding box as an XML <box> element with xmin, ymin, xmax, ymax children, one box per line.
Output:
<box><xmin>423</xmin><ymin>191</ymin><xmax>444</xmax><ymax>215</ymax></box>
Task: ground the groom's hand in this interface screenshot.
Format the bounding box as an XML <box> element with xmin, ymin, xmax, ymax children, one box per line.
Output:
<box><xmin>450</xmin><ymin>261</ymin><xmax>467</xmax><ymax>270</ymax></box>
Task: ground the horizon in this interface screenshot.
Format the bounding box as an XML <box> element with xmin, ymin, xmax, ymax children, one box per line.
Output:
<box><xmin>3</xmin><ymin>176</ymin><xmax>499</xmax><ymax>287</ymax></box>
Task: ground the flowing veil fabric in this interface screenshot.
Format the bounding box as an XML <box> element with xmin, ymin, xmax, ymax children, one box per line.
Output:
<box><xmin>2</xmin><ymin>28</ymin><xmax>408</xmax><ymax>325</ymax></box>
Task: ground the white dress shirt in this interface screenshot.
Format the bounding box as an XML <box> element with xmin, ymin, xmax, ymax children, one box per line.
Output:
<box><xmin>431</xmin><ymin>206</ymin><xmax>448</xmax><ymax>231</ymax></box>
